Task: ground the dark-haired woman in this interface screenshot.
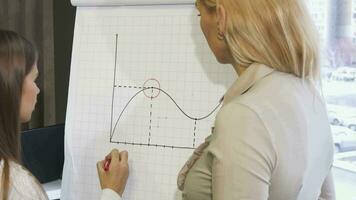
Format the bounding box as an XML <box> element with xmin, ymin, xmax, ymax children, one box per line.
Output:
<box><xmin>0</xmin><ymin>29</ymin><xmax>128</xmax><ymax>200</ymax></box>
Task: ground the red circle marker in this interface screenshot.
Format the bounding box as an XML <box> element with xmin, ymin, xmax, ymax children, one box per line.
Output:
<box><xmin>143</xmin><ymin>78</ymin><xmax>161</xmax><ymax>99</ymax></box>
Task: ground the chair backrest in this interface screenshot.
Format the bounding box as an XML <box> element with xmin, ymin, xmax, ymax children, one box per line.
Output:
<box><xmin>21</xmin><ymin>124</ymin><xmax>65</xmax><ymax>183</ymax></box>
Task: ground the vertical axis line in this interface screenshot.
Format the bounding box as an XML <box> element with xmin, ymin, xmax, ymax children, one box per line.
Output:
<box><xmin>110</xmin><ymin>34</ymin><xmax>119</xmax><ymax>141</ymax></box>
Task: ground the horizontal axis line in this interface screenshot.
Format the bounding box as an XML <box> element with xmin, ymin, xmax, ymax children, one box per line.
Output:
<box><xmin>110</xmin><ymin>141</ymin><xmax>195</xmax><ymax>150</ymax></box>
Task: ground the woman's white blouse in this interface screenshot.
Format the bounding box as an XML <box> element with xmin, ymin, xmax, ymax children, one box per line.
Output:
<box><xmin>0</xmin><ymin>160</ymin><xmax>48</xmax><ymax>200</ymax></box>
<box><xmin>179</xmin><ymin>63</ymin><xmax>335</xmax><ymax>200</ymax></box>
<box><xmin>0</xmin><ymin>160</ymin><xmax>122</xmax><ymax>200</ymax></box>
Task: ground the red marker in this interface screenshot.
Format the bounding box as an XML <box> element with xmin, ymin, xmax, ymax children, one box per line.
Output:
<box><xmin>104</xmin><ymin>158</ymin><xmax>111</xmax><ymax>171</ymax></box>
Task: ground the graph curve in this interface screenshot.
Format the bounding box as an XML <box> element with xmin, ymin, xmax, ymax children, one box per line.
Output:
<box><xmin>110</xmin><ymin>86</ymin><xmax>222</xmax><ymax>140</ymax></box>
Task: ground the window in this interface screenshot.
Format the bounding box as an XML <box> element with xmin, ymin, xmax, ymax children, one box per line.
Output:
<box><xmin>308</xmin><ymin>0</ymin><xmax>356</xmax><ymax>199</ymax></box>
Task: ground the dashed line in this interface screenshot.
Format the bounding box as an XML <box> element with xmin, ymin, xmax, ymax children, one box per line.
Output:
<box><xmin>115</xmin><ymin>85</ymin><xmax>146</xmax><ymax>89</ymax></box>
<box><xmin>193</xmin><ymin>120</ymin><xmax>197</xmax><ymax>148</ymax></box>
<box><xmin>148</xmin><ymin>88</ymin><xmax>153</xmax><ymax>144</ymax></box>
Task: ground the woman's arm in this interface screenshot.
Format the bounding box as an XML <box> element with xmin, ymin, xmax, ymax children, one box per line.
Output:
<box><xmin>209</xmin><ymin>103</ymin><xmax>276</xmax><ymax>200</ymax></box>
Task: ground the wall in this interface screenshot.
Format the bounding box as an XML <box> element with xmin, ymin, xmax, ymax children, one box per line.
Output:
<box><xmin>53</xmin><ymin>1</ymin><xmax>76</xmax><ymax>123</ymax></box>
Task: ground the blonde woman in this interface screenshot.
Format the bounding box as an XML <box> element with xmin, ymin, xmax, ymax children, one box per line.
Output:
<box><xmin>100</xmin><ymin>0</ymin><xmax>336</xmax><ymax>199</ymax></box>
<box><xmin>177</xmin><ymin>0</ymin><xmax>335</xmax><ymax>199</ymax></box>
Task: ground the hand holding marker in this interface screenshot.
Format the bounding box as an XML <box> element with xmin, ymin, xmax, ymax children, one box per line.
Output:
<box><xmin>97</xmin><ymin>149</ymin><xmax>129</xmax><ymax>196</ymax></box>
<box><xmin>104</xmin><ymin>158</ymin><xmax>111</xmax><ymax>171</ymax></box>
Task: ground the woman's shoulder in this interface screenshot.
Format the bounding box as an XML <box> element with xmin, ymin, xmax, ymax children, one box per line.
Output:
<box><xmin>214</xmin><ymin>102</ymin><xmax>270</xmax><ymax>139</ymax></box>
<box><xmin>0</xmin><ymin>160</ymin><xmax>48</xmax><ymax>200</ymax></box>
<box><xmin>231</xmin><ymin>71</ymin><xmax>324</xmax><ymax>115</ymax></box>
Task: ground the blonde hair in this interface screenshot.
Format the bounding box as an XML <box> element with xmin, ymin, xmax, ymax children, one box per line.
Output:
<box><xmin>200</xmin><ymin>0</ymin><xmax>320</xmax><ymax>82</ymax></box>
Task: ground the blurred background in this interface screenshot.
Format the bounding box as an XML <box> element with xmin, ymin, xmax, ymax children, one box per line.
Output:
<box><xmin>308</xmin><ymin>0</ymin><xmax>356</xmax><ymax>199</ymax></box>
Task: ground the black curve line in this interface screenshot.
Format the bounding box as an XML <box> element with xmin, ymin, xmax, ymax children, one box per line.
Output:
<box><xmin>110</xmin><ymin>86</ymin><xmax>222</xmax><ymax>140</ymax></box>
<box><xmin>109</xmin><ymin>34</ymin><xmax>119</xmax><ymax>141</ymax></box>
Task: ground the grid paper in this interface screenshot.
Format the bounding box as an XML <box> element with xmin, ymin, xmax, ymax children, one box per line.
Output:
<box><xmin>61</xmin><ymin>5</ymin><xmax>235</xmax><ymax>200</ymax></box>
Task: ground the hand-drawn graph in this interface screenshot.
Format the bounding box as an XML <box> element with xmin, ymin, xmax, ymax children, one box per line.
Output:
<box><xmin>109</xmin><ymin>34</ymin><xmax>223</xmax><ymax>149</ymax></box>
<box><xmin>62</xmin><ymin>7</ymin><xmax>236</xmax><ymax>200</ymax></box>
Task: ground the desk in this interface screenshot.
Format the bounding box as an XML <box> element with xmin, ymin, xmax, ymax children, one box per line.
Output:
<box><xmin>43</xmin><ymin>179</ymin><xmax>61</xmax><ymax>200</ymax></box>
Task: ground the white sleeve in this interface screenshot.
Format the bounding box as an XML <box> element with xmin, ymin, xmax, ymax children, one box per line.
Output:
<box><xmin>209</xmin><ymin>102</ymin><xmax>277</xmax><ymax>200</ymax></box>
<box><xmin>100</xmin><ymin>189</ymin><xmax>123</xmax><ymax>200</ymax></box>
<box><xmin>319</xmin><ymin>171</ymin><xmax>336</xmax><ymax>200</ymax></box>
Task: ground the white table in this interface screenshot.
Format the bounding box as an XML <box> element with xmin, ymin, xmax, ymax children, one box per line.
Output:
<box><xmin>42</xmin><ymin>179</ymin><xmax>61</xmax><ymax>200</ymax></box>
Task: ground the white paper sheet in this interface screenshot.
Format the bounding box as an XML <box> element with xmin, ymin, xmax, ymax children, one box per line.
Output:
<box><xmin>71</xmin><ymin>0</ymin><xmax>194</xmax><ymax>6</ymax></box>
<box><xmin>61</xmin><ymin>5</ymin><xmax>235</xmax><ymax>200</ymax></box>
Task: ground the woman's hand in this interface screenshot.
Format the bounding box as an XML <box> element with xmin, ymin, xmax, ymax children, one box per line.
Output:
<box><xmin>97</xmin><ymin>149</ymin><xmax>129</xmax><ymax>196</ymax></box>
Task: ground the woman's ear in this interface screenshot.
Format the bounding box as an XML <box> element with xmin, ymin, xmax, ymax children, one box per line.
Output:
<box><xmin>216</xmin><ymin>5</ymin><xmax>227</xmax><ymax>35</ymax></box>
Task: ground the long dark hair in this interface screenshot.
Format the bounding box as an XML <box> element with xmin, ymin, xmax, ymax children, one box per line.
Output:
<box><xmin>0</xmin><ymin>29</ymin><xmax>38</xmax><ymax>199</ymax></box>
